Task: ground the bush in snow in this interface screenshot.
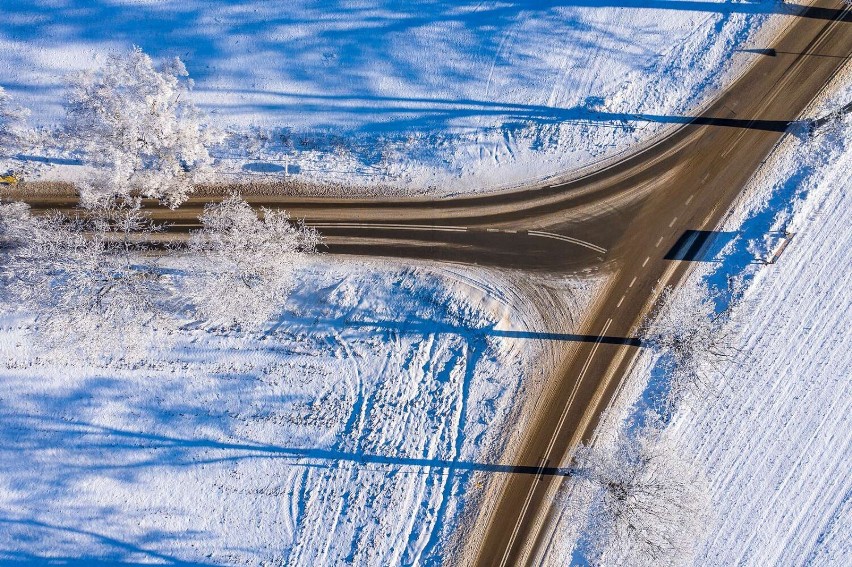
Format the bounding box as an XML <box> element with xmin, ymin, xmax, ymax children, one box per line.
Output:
<box><xmin>65</xmin><ymin>47</ymin><xmax>220</xmax><ymax>208</ymax></box>
<box><xmin>0</xmin><ymin>197</ymin><xmax>177</xmax><ymax>362</ymax></box>
<box><xmin>642</xmin><ymin>283</ymin><xmax>736</xmax><ymax>408</ymax></box>
<box><xmin>573</xmin><ymin>423</ymin><xmax>711</xmax><ymax>567</ymax></box>
<box><xmin>187</xmin><ymin>193</ymin><xmax>321</xmax><ymax>331</ymax></box>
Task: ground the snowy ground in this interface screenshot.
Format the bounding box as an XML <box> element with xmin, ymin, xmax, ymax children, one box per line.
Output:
<box><xmin>673</xmin><ymin>73</ymin><xmax>852</xmax><ymax>567</ymax></box>
<box><xmin>542</xmin><ymin>68</ymin><xmax>852</xmax><ymax>565</ymax></box>
<box><xmin>0</xmin><ymin>0</ymin><xmax>785</xmax><ymax>194</ymax></box>
<box><xmin>0</xmin><ymin>258</ymin><xmax>600</xmax><ymax>565</ymax></box>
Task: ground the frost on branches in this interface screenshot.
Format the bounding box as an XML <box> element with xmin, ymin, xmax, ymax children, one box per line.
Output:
<box><xmin>0</xmin><ymin>193</ymin><xmax>320</xmax><ymax>363</ymax></box>
<box><xmin>573</xmin><ymin>424</ymin><xmax>711</xmax><ymax>567</ymax></box>
<box><xmin>641</xmin><ymin>283</ymin><xmax>736</xmax><ymax>407</ymax></box>
<box><xmin>65</xmin><ymin>47</ymin><xmax>220</xmax><ymax>208</ymax></box>
<box><xmin>0</xmin><ymin>87</ymin><xmax>31</xmax><ymax>171</ymax></box>
<box><xmin>0</xmin><ymin>198</ymin><xmax>175</xmax><ymax>362</ymax></box>
<box><xmin>188</xmin><ymin>194</ymin><xmax>321</xmax><ymax>331</ymax></box>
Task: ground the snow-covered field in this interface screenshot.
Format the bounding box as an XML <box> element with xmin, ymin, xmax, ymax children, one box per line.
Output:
<box><xmin>0</xmin><ymin>0</ymin><xmax>783</xmax><ymax>193</ymax></box>
<box><xmin>543</xmin><ymin>68</ymin><xmax>852</xmax><ymax>565</ymax></box>
<box><xmin>0</xmin><ymin>258</ymin><xmax>599</xmax><ymax>565</ymax></box>
<box><xmin>673</xmin><ymin>73</ymin><xmax>852</xmax><ymax>567</ymax></box>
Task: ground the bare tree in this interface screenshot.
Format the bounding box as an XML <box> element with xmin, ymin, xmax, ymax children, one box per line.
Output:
<box><xmin>187</xmin><ymin>193</ymin><xmax>321</xmax><ymax>331</ymax></box>
<box><xmin>1</xmin><ymin>198</ymin><xmax>177</xmax><ymax>362</ymax></box>
<box><xmin>641</xmin><ymin>283</ymin><xmax>737</xmax><ymax>407</ymax></box>
<box><xmin>573</xmin><ymin>423</ymin><xmax>711</xmax><ymax>567</ymax></box>
<box><xmin>65</xmin><ymin>47</ymin><xmax>220</xmax><ymax>208</ymax></box>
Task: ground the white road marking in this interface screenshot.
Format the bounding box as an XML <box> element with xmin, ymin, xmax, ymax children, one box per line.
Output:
<box><xmin>685</xmin><ymin>194</ymin><xmax>695</xmax><ymax>205</ymax></box>
<box><xmin>312</xmin><ymin>223</ymin><xmax>607</xmax><ymax>253</ymax></box>
<box><xmin>655</xmin><ymin>236</ymin><xmax>663</xmax><ymax>247</ymax></box>
<box><xmin>642</xmin><ymin>256</ymin><xmax>650</xmax><ymax>267</ymax></box>
<box><xmin>527</xmin><ymin>230</ymin><xmax>608</xmax><ymax>254</ymax></box>
<box><xmin>668</xmin><ymin>217</ymin><xmax>678</xmax><ymax>227</ymax></box>
<box><xmin>720</xmin><ymin>137</ymin><xmax>743</xmax><ymax>158</ymax></box>
<box><xmin>499</xmin><ymin>318</ymin><xmax>613</xmax><ymax>567</ymax></box>
<box><xmin>616</xmin><ymin>295</ymin><xmax>625</xmax><ymax>308</ymax></box>
<box><xmin>312</xmin><ymin>222</ymin><xmax>468</xmax><ymax>233</ymax></box>
<box><xmin>629</xmin><ymin>276</ymin><xmax>637</xmax><ymax>288</ymax></box>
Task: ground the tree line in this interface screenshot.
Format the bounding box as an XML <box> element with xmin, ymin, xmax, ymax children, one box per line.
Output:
<box><xmin>0</xmin><ymin>48</ymin><xmax>319</xmax><ymax>363</ymax></box>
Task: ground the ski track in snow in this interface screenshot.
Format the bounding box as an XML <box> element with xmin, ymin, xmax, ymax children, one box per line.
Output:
<box><xmin>0</xmin><ymin>258</ymin><xmax>601</xmax><ymax>565</ymax></box>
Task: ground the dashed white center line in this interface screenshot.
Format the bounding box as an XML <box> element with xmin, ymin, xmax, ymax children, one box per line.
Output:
<box><xmin>685</xmin><ymin>194</ymin><xmax>695</xmax><ymax>205</ymax></box>
<box><xmin>655</xmin><ymin>236</ymin><xmax>663</xmax><ymax>247</ymax></box>
<box><xmin>616</xmin><ymin>295</ymin><xmax>625</xmax><ymax>308</ymax></box>
<box><xmin>629</xmin><ymin>276</ymin><xmax>637</xmax><ymax>288</ymax></box>
<box><xmin>642</xmin><ymin>256</ymin><xmax>650</xmax><ymax>267</ymax></box>
<box><xmin>668</xmin><ymin>217</ymin><xmax>678</xmax><ymax>228</ymax></box>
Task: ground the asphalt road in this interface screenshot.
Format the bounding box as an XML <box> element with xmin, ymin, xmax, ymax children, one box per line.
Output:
<box><xmin>472</xmin><ymin>3</ymin><xmax>852</xmax><ymax>565</ymax></box>
<box><xmin>8</xmin><ymin>0</ymin><xmax>851</xmax><ymax>564</ymax></box>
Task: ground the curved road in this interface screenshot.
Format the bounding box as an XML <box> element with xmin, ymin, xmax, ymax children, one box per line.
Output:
<box><xmin>10</xmin><ymin>1</ymin><xmax>852</xmax><ymax>564</ymax></box>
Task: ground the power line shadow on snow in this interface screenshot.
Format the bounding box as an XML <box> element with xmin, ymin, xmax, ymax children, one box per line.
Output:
<box><xmin>266</xmin><ymin>312</ymin><xmax>642</xmax><ymax>347</ymax></box>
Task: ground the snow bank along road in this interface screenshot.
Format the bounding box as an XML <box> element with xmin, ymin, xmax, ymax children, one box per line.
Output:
<box><xmin>11</xmin><ymin>0</ymin><xmax>852</xmax><ymax>564</ymax></box>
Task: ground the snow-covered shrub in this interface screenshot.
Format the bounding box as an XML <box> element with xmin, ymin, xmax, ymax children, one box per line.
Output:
<box><xmin>65</xmin><ymin>47</ymin><xmax>220</xmax><ymax>208</ymax></box>
<box><xmin>573</xmin><ymin>423</ymin><xmax>711</xmax><ymax>567</ymax></box>
<box><xmin>187</xmin><ymin>193</ymin><xmax>321</xmax><ymax>331</ymax></box>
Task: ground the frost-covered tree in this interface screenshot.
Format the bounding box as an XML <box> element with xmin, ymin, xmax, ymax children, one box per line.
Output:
<box><xmin>0</xmin><ymin>192</ymin><xmax>321</xmax><ymax>360</ymax></box>
<box><xmin>642</xmin><ymin>283</ymin><xmax>736</xmax><ymax>406</ymax></box>
<box><xmin>187</xmin><ymin>193</ymin><xmax>321</xmax><ymax>330</ymax></box>
<box><xmin>574</xmin><ymin>424</ymin><xmax>711</xmax><ymax>567</ymax></box>
<box><xmin>0</xmin><ymin>87</ymin><xmax>30</xmax><ymax>167</ymax></box>
<box><xmin>0</xmin><ymin>201</ymin><xmax>34</xmax><ymax>253</ymax></box>
<box><xmin>65</xmin><ymin>47</ymin><xmax>219</xmax><ymax>208</ymax></box>
<box><xmin>0</xmin><ymin>198</ymin><xmax>176</xmax><ymax>361</ymax></box>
